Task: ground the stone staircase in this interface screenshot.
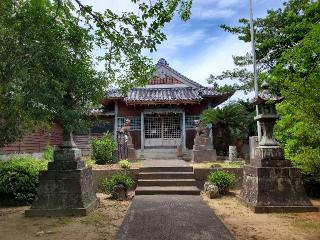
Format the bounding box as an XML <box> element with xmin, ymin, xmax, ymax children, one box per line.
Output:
<box><xmin>135</xmin><ymin>165</ymin><xmax>200</xmax><ymax>195</ymax></box>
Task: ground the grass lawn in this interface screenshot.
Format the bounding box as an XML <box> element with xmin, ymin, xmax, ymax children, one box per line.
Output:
<box><xmin>0</xmin><ymin>193</ymin><xmax>131</xmax><ymax>240</ymax></box>
<box><xmin>84</xmin><ymin>158</ymin><xmax>142</xmax><ymax>170</ymax></box>
<box><xmin>191</xmin><ymin>161</ymin><xmax>244</xmax><ymax>169</ymax></box>
<box><xmin>203</xmin><ymin>191</ymin><xmax>320</xmax><ymax>240</ymax></box>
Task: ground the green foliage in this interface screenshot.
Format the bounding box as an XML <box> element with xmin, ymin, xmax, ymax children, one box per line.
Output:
<box><xmin>201</xmin><ymin>101</ymin><xmax>256</xmax><ymax>145</ymax></box>
<box><xmin>101</xmin><ymin>172</ymin><xmax>134</xmax><ymax>194</ymax></box>
<box><xmin>119</xmin><ymin>159</ymin><xmax>130</xmax><ymax>169</ymax></box>
<box><xmin>0</xmin><ymin>156</ymin><xmax>48</xmax><ymax>203</ymax></box>
<box><xmin>209</xmin><ymin>0</ymin><xmax>320</xmax><ymax>93</ymax></box>
<box><xmin>210</xmin><ymin>0</ymin><xmax>320</xmax><ymax>195</ymax></box>
<box><xmin>207</xmin><ymin>170</ymin><xmax>236</xmax><ymax>195</ymax></box>
<box><xmin>273</xmin><ymin>24</ymin><xmax>320</xmax><ymax>195</ymax></box>
<box><xmin>0</xmin><ymin>0</ymin><xmax>192</xmax><ymax>146</ymax></box>
<box><xmin>42</xmin><ymin>145</ymin><xmax>54</xmax><ymax>161</ymax></box>
<box><xmin>90</xmin><ymin>133</ymin><xmax>117</xmax><ymax>164</ymax></box>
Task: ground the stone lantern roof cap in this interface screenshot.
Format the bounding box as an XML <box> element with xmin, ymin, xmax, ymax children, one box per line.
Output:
<box><xmin>253</xmin><ymin>81</ymin><xmax>284</xmax><ymax>105</ymax></box>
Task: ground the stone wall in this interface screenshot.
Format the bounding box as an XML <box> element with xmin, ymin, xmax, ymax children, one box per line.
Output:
<box><xmin>194</xmin><ymin>168</ymin><xmax>243</xmax><ymax>190</ymax></box>
<box><xmin>92</xmin><ymin>167</ymin><xmax>244</xmax><ymax>192</ymax></box>
<box><xmin>92</xmin><ymin>168</ymin><xmax>140</xmax><ymax>192</ymax></box>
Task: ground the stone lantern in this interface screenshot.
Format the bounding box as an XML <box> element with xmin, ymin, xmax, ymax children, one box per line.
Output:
<box><xmin>25</xmin><ymin>129</ymin><xmax>99</xmax><ymax>217</ymax></box>
<box><xmin>254</xmin><ymin>81</ymin><xmax>284</xmax><ymax>146</ymax></box>
<box><xmin>239</xmin><ymin>82</ymin><xmax>317</xmax><ymax>213</ymax></box>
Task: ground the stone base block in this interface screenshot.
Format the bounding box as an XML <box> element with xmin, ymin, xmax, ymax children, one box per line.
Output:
<box><xmin>127</xmin><ymin>144</ymin><xmax>136</xmax><ymax>161</ymax></box>
<box><xmin>238</xmin><ymin>197</ymin><xmax>319</xmax><ymax>213</ymax></box>
<box><xmin>192</xmin><ymin>149</ymin><xmax>217</xmax><ymax>162</ymax></box>
<box><xmin>25</xmin><ymin>166</ymin><xmax>99</xmax><ymax>217</ymax></box>
<box><xmin>25</xmin><ymin>197</ymin><xmax>99</xmax><ymax>217</ymax></box>
<box><xmin>240</xmin><ymin>164</ymin><xmax>316</xmax><ymax>213</ymax></box>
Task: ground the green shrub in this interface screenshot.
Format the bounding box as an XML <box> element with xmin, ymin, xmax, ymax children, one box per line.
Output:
<box><xmin>90</xmin><ymin>132</ymin><xmax>117</xmax><ymax>164</ymax></box>
<box><xmin>207</xmin><ymin>170</ymin><xmax>236</xmax><ymax>195</ymax></box>
<box><xmin>42</xmin><ymin>145</ymin><xmax>54</xmax><ymax>161</ymax></box>
<box><xmin>101</xmin><ymin>172</ymin><xmax>134</xmax><ymax>194</ymax></box>
<box><xmin>291</xmin><ymin>148</ymin><xmax>320</xmax><ymax>197</ymax></box>
<box><xmin>0</xmin><ymin>156</ymin><xmax>48</xmax><ymax>204</ymax></box>
<box><xmin>119</xmin><ymin>159</ymin><xmax>130</xmax><ymax>169</ymax></box>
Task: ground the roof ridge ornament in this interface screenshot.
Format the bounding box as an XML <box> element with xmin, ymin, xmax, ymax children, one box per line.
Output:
<box><xmin>157</xmin><ymin>58</ymin><xmax>169</xmax><ymax>66</ymax></box>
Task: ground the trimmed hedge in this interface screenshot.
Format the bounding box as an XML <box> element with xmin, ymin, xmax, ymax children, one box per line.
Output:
<box><xmin>90</xmin><ymin>132</ymin><xmax>117</xmax><ymax>164</ymax></box>
<box><xmin>0</xmin><ymin>156</ymin><xmax>48</xmax><ymax>204</ymax></box>
<box><xmin>207</xmin><ymin>170</ymin><xmax>236</xmax><ymax>195</ymax></box>
<box><xmin>101</xmin><ymin>172</ymin><xmax>134</xmax><ymax>194</ymax></box>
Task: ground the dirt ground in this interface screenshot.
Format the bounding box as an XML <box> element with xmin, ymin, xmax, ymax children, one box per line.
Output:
<box><xmin>0</xmin><ymin>193</ymin><xmax>130</xmax><ymax>240</ymax></box>
<box><xmin>86</xmin><ymin>159</ymin><xmax>142</xmax><ymax>170</ymax></box>
<box><xmin>203</xmin><ymin>191</ymin><xmax>320</xmax><ymax>240</ymax></box>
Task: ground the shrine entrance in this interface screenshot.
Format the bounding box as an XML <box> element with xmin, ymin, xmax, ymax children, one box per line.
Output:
<box><xmin>144</xmin><ymin>114</ymin><xmax>181</xmax><ymax>148</ymax></box>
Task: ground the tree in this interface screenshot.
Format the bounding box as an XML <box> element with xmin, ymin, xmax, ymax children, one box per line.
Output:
<box><xmin>0</xmin><ymin>0</ymin><xmax>192</xmax><ymax>147</ymax></box>
<box><xmin>209</xmin><ymin>0</ymin><xmax>320</xmax><ymax>93</ymax></box>
<box><xmin>201</xmin><ymin>101</ymin><xmax>256</xmax><ymax>152</ymax></box>
<box><xmin>210</xmin><ymin>0</ymin><xmax>320</xmax><ymax>194</ymax></box>
<box><xmin>273</xmin><ymin>25</ymin><xmax>320</xmax><ymax>195</ymax></box>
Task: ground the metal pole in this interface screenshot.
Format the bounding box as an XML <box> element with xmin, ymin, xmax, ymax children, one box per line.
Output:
<box><xmin>249</xmin><ymin>0</ymin><xmax>261</xmax><ymax>141</ymax></box>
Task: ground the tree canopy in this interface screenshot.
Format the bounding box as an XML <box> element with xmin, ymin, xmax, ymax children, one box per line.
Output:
<box><xmin>0</xmin><ymin>0</ymin><xmax>192</xmax><ymax>146</ymax></box>
<box><xmin>201</xmin><ymin>101</ymin><xmax>256</xmax><ymax>150</ymax></box>
<box><xmin>209</xmin><ymin>0</ymin><xmax>320</xmax><ymax>93</ymax></box>
<box><xmin>209</xmin><ymin>0</ymin><xmax>320</xmax><ymax>194</ymax></box>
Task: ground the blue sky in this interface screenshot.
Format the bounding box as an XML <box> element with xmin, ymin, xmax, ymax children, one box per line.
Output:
<box><xmin>84</xmin><ymin>0</ymin><xmax>284</xmax><ymax>97</ymax></box>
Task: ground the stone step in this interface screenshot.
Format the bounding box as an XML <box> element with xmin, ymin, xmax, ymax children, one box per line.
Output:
<box><xmin>138</xmin><ymin>179</ymin><xmax>197</xmax><ymax>187</ymax></box>
<box><xmin>139</xmin><ymin>172</ymin><xmax>195</xmax><ymax>180</ymax></box>
<box><xmin>140</xmin><ymin>166</ymin><xmax>193</xmax><ymax>173</ymax></box>
<box><xmin>135</xmin><ymin>186</ymin><xmax>200</xmax><ymax>195</ymax></box>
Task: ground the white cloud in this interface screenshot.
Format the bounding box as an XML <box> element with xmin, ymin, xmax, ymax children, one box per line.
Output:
<box><xmin>81</xmin><ymin>0</ymin><xmax>137</xmax><ymax>14</ymax></box>
<box><xmin>191</xmin><ymin>0</ymin><xmax>242</xmax><ymax>20</ymax></box>
<box><xmin>180</xmin><ymin>35</ymin><xmax>250</xmax><ymax>85</ymax></box>
<box><xmin>192</xmin><ymin>8</ymin><xmax>235</xmax><ymax>19</ymax></box>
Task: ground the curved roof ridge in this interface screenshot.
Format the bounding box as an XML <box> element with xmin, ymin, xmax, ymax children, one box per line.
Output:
<box><xmin>155</xmin><ymin>58</ymin><xmax>203</xmax><ymax>88</ymax></box>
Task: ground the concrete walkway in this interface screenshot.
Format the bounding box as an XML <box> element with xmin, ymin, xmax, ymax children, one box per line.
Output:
<box><xmin>116</xmin><ymin>195</ymin><xmax>234</xmax><ymax>240</ymax></box>
<box><xmin>142</xmin><ymin>159</ymin><xmax>189</xmax><ymax>168</ymax></box>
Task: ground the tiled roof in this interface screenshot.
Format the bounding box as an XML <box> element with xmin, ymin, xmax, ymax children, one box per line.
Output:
<box><xmin>106</xmin><ymin>87</ymin><xmax>231</xmax><ymax>104</ymax></box>
<box><xmin>155</xmin><ymin>58</ymin><xmax>202</xmax><ymax>88</ymax></box>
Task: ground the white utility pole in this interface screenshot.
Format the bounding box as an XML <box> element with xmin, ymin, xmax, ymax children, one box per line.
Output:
<box><xmin>249</xmin><ymin>0</ymin><xmax>261</xmax><ymax>140</ymax></box>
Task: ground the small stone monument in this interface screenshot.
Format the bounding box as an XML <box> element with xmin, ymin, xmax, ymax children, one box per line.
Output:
<box><xmin>228</xmin><ymin>145</ymin><xmax>237</xmax><ymax>161</ymax></box>
<box><xmin>240</xmin><ymin>82</ymin><xmax>317</xmax><ymax>213</ymax></box>
<box><xmin>192</xmin><ymin>120</ymin><xmax>217</xmax><ymax>162</ymax></box>
<box><xmin>25</xmin><ymin>131</ymin><xmax>99</xmax><ymax>217</ymax></box>
<box><xmin>120</xmin><ymin>119</ymin><xmax>136</xmax><ymax>161</ymax></box>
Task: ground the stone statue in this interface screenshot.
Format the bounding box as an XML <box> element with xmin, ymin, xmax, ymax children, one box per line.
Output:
<box><xmin>121</xmin><ymin>119</ymin><xmax>131</xmax><ymax>138</ymax></box>
<box><xmin>192</xmin><ymin>119</ymin><xmax>216</xmax><ymax>162</ymax></box>
<box><xmin>119</xmin><ymin>118</ymin><xmax>136</xmax><ymax>161</ymax></box>
<box><xmin>194</xmin><ymin>120</ymin><xmax>209</xmax><ymax>138</ymax></box>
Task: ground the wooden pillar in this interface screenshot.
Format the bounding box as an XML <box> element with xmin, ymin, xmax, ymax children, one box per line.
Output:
<box><xmin>114</xmin><ymin>101</ymin><xmax>118</xmax><ymax>140</ymax></box>
<box><xmin>182</xmin><ymin>111</ymin><xmax>186</xmax><ymax>150</ymax></box>
<box><xmin>208</xmin><ymin>100</ymin><xmax>213</xmax><ymax>145</ymax></box>
<box><xmin>140</xmin><ymin>111</ymin><xmax>144</xmax><ymax>155</ymax></box>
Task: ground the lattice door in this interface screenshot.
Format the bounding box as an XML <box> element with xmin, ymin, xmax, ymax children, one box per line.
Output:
<box><xmin>144</xmin><ymin>115</ymin><xmax>181</xmax><ymax>147</ymax></box>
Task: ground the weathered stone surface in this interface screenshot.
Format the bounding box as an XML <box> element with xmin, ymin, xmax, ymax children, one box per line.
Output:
<box><xmin>249</xmin><ymin>136</ymin><xmax>258</xmax><ymax>162</ymax></box>
<box><xmin>192</xmin><ymin>148</ymin><xmax>217</xmax><ymax>162</ymax></box>
<box><xmin>228</xmin><ymin>146</ymin><xmax>237</xmax><ymax>162</ymax></box>
<box><xmin>206</xmin><ymin>184</ymin><xmax>219</xmax><ymax>199</ymax></box>
<box><xmin>112</xmin><ymin>184</ymin><xmax>127</xmax><ymax>200</ymax></box>
<box><xmin>192</xmin><ymin>135</ymin><xmax>217</xmax><ymax>162</ymax></box>
<box><xmin>127</xmin><ymin>142</ymin><xmax>136</xmax><ymax>161</ymax></box>
<box><xmin>240</xmin><ymin>161</ymin><xmax>317</xmax><ymax>212</ymax></box>
<box><xmin>25</xmin><ymin>147</ymin><xmax>99</xmax><ymax>217</ymax></box>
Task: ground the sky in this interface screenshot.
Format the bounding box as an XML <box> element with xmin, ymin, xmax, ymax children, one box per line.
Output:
<box><xmin>83</xmin><ymin>0</ymin><xmax>284</xmax><ymax>100</ymax></box>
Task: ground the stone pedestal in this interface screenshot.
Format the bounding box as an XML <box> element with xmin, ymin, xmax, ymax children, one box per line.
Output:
<box><xmin>240</xmin><ymin>146</ymin><xmax>317</xmax><ymax>213</ymax></box>
<box><xmin>127</xmin><ymin>136</ymin><xmax>136</xmax><ymax>161</ymax></box>
<box><xmin>192</xmin><ymin>136</ymin><xmax>217</xmax><ymax>162</ymax></box>
<box><xmin>228</xmin><ymin>146</ymin><xmax>237</xmax><ymax>161</ymax></box>
<box><xmin>25</xmin><ymin>147</ymin><xmax>99</xmax><ymax>217</ymax></box>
